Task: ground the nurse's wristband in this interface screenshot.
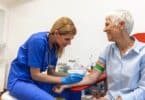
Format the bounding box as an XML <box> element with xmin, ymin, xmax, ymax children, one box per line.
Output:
<box><xmin>93</xmin><ymin>64</ymin><xmax>104</xmax><ymax>73</ymax></box>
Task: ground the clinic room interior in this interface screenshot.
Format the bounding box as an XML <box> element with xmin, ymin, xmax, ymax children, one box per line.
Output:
<box><xmin>0</xmin><ymin>0</ymin><xmax>145</xmax><ymax>100</ymax></box>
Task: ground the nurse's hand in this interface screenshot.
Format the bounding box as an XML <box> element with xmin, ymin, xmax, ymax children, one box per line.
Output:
<box><xmin>61</xmin><ymin>73</ymin><xmax>84</xmax><ymax>84</ymax></box>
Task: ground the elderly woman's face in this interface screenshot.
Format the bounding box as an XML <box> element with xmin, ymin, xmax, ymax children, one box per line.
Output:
<box><xmin>103</xmin><ymin>18</ymin><xmax>122</xmax><ymax>42</ymax></box>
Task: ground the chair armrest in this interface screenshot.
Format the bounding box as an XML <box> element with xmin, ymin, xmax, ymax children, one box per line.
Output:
<box><xmin>71</xmin><ymin>73</ymin><xmax>107</xmax><ymax>91</ymax></box>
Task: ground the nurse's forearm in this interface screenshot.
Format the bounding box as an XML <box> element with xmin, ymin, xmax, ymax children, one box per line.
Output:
<box><xmin>32</xmin><ymin>72</ymin><xmax>62</xmax><ymax>84</ymax></box>
<box><xmin>30</xmin><ymin>67</ymin><xmax>62</xmax><ymax>84</ymax></box>
<box><xmin>48</xmin><ymin>71</ymin><xmax>68</xmax><ymax>77</ymax></box>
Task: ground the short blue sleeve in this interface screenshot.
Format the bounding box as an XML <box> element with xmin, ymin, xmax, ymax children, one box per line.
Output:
<box><xmin>98</xmin><ymin>45</ymin><xmax>111</xmax><ymax>64</ymax></box>
<box><xmin>27</xmin><ymin>36</ymin><xmax>46</xmax><ymax>68</ymax></box>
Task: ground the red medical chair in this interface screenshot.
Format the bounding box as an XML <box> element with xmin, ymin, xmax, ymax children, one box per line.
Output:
<box><xmin>133</xmin><ymin>32</ymin><xmax>145</xmax><ymax>42</ymax></box>
<box><xmin>71</xmin><ymin>32</ymin><xmax>145</xmax><ymax>92</ymax></box>
<box><xmin>71</xmin><ymin>72</ymin><xmax>107</xmax><ymax>92</ymax></box>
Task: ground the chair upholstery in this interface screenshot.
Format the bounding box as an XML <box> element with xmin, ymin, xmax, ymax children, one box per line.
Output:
<box><xmin>71</xmin><ymin>73</ymin><xmax>107</xmax><ymax>91</ymax></box>
<box><xmin>133</xmin><ymin>32</ymin><xmax>145</xmax><ymax>42</ymax></box>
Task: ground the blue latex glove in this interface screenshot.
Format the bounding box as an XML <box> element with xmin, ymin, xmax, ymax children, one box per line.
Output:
<box><xmin>61</xmin><ymin>73</ymin><xmax>84</xmax><ymax>84</ymax></box>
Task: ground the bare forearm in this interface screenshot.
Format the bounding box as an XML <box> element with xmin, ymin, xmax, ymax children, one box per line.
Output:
<box><xmin>62</xmin><ymin>70</ymin><xmax>101</xmax><ymax>89</ymax></box>
<box><xmin>31</xmin><ymin>67</ymin><xmax>62</xmax><ymax>84</ymax></box>
<box><xmin>32</xmin><ymin>73</ymin><xmax>62</xmax><ymax>84</ymax></box>
<box><xmin>49</xmin><ymin>72</ymin><xmax>68</xmax><ymax>77</ymax></box>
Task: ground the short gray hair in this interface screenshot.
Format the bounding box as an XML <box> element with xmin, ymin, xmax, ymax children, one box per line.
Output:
<box><xmin>105</xmin><ymin>9</ymin><xmax>134</xmax><ymax>34</ymax></box>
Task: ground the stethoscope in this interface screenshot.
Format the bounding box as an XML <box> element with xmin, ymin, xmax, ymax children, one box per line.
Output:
<box><xmin>44</xmin><ymin>32</ymin><xmax>56</xmax><ymax>74</ymax></box>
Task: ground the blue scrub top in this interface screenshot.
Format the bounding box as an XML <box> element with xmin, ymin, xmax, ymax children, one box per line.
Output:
<box><xmin>8</xmin><ymin>31</ymin><xmax>58</xmax><ymax>90</ymax></box>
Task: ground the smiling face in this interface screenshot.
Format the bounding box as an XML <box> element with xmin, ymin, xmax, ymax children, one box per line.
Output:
<box><xmin>103</xmin><ymin>10</ymin><xmax>134</xmax><ymax>43</ymax></box>
<box><xmin>103</xmin><ymin>18</ymin><xmax>124</xmax><ymax>42</ymax></box>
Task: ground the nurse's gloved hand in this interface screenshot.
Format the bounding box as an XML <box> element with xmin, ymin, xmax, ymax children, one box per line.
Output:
<box><xmin>61</xmin><ymin>73</ymin><xmax>84</xmax><ymax>84</ymax></box>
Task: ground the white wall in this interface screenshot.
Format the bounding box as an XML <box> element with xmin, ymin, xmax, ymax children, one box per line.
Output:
<box><xmin>5</xmin><ymin>0</ymin><xmax>145</xmax><ymax>66</ymax></box>
<box><xmin>0</xmin><ymin>4</ymin><xmax>7</xmax><ymax>47</ymax></box>
<box><xmin>0</xmin><ymin>3</ymin><xmax>9</xmax><ymax>63</ymax></box>
<box><xmin>0</xmin><ymin>3</ymin><xmax>9</xmax><ymax>92</ymax></box>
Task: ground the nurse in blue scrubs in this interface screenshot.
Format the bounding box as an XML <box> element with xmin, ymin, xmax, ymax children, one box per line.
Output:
<box><xmin>7</xmin><ymin>17</ymin><xmax>83</xmax><ymax>100</ymax></box>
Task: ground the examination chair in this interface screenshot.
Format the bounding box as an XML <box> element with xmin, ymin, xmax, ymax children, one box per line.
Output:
<box><xmin>1</xmin><ymin>33</ymin><xmax>145</xmax><ymax>100</ymax></box>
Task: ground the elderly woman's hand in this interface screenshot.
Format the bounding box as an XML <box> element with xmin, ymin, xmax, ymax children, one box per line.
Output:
<box><xmin>116</xmin><ymin>96</ymin><xmax>122</xmax><ymax>100</ymax></box>
<box><xmin>53</xmin><ymin>85</ymin><xmax>65</xmax><ymax>94</ymax></box>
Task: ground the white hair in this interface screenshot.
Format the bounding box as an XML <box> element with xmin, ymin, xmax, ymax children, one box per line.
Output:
<box><xmin>105</xmin><ymin>9</ymin><xmax>134</xmax><ymax>34</ymax></box>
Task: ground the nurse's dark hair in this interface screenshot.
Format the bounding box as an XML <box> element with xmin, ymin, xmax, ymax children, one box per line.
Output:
<box><xmin>50</xmin><ymin>17</ymin><xmax>77</xmax><ymax>57</ymax></box>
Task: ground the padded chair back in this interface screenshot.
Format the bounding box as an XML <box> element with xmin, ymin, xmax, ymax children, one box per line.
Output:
<box><xmin>133</xmin><ymin>33</ymin><xmax>145</xmax><ymax>42</ymax></box>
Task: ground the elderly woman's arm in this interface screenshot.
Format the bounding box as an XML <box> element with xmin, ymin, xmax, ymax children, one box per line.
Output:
<box><xmin>53</xmin><ymin>61</ymin><xmax>105</xmax><ymax>93</ymax></box>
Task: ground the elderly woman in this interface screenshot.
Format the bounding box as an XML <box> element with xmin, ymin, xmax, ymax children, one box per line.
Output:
<box><xmin>54</xmin><ymin>10</ymin><xmax>145</xmax><ymax>100</ymax></box>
